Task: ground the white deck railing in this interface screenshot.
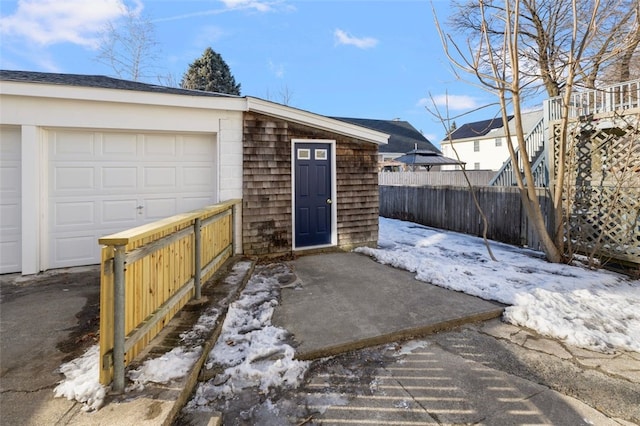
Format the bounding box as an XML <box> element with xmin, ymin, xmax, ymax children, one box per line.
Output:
<box><xmin>545</xmin><ymin>79</ymin><xmax>640</xmax><ymax>121</ymax></box>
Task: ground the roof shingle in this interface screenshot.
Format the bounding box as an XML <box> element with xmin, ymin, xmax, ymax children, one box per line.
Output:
<box><xmin>444</xmin><ymin>116</ymin><xmax>513</xmax><ymax>141</ymax></box>
<box><xmin>332</xmin><ymin>117</ymin><xmax>440</xmax><ymax>154</ymax></box>
<box><xmin>0</xmin><ymin>70</ymin><xmax>236</xmax><ymax>98</ymax></box>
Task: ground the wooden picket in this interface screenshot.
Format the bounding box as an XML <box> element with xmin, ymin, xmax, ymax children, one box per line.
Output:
<box><xmin>98</xmin><ymin>199</ymin><xmax>240</xmax><ymax>386</ymax></box>
<box><xmin>379</xmin><ymin>185</ymin><xmax>552</xmax><ymax>250</ymax></box>
<box><xmin>379</xmin><ymin>170</ymin><xmax>495</xmax><ymax>187</ymax></box>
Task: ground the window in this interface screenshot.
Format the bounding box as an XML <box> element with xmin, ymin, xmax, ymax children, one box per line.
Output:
<box><xmin>474</xmin><ymin>162</ymin><xmax>480</xmax><ymax>170</ymax></box>
<box><xmin>297</xmin><ymin>149</ymin><xmax>310</xmax><ymax>160</ymax></box>
<box><xmin>495</xmin><ymin>138</ymin><xmax>502</xmax><ymax>147</ymax></box>
<box><xmin>473</xmin><ymin>140</ymin><xmax>480</xmax><ymax>152</ymax></box>
<box><xmin>315</xmin><ymin>149</ymin><xmax>327</xmax><ymax>160</ymax></box>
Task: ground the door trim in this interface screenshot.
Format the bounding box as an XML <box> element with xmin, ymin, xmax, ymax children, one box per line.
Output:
<box><xmin>291</xmin><ymin>139</ymin><xmax>337</xmax><ymax>250</ymax></box>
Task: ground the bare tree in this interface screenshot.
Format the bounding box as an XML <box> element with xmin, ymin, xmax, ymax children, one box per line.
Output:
<box><xmin>96</xmin><ymin>5</ymin><xmax>161</xmax><ymax>82</ymax></box>
<box><xmin>426</xmin><ymin>95</ymin><xmax>498</xmax><ymax>262</ymax></box>
<box><xmin>435</xmin><ymin>0</ymin><xmax>639</xmax><ymax>263</ymax></box>
<box><xmin>449</xmin><ymin>0</ymin><xmax>640</xmax><ymax>95</ymax></box>
<box><xmin>265</xmin><ymin>84</ymin><xmax>295</xmax><ymax>105</ymax></box>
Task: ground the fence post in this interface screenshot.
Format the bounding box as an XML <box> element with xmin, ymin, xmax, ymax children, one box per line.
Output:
<box><xmin>232</xmin><ymin>203</ymin><xmax>238</xmax><ymax>255</ymax></box>
<box><xmin>112</xmin><ymin>244</ymin><xmax>126</xmax><ymax>393</ymax></box>
<box><xmin>194</xmin><ymin>218</ymin><xmax>202</xmax><ymax>300</ymax></box>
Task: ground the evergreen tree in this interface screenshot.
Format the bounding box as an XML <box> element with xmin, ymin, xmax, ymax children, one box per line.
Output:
<box><xmin>181</xmin><ymin>47</ymin><xmax>241</xmax><ymax>95</ymax></box>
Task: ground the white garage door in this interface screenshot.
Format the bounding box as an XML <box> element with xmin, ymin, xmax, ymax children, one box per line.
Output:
<box><xmin>0</xmin><ymin>126</ymin><xmax>22</xmax><ymax>273</ymax></box>
<box><xmin>48</xmin><ymin>129</ymin><xmax>217</xmax><ymax>269</ymax></box>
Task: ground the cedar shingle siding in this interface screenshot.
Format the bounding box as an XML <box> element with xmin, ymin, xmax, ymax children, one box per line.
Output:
<box><xmin>243</xmin><ymin>112</ymin><xmax>379</xmax><ymax>256</ymax></box>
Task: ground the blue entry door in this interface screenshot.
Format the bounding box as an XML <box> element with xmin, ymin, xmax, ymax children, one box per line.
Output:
<box><xmin>294</xmin><ymin>142</ymin><xmax>332</xmax><ymax>247</ymax></box>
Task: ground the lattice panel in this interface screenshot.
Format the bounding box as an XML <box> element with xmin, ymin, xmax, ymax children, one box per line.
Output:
<box><xmin>551</xmin><ymin>112</ymin><xmax>640</xmax><ymax>264</ymax></box>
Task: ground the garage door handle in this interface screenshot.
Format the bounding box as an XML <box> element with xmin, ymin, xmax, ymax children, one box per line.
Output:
<box><xmin>136</xmin><ymin>205</ymin><xmax>144</xmax><ymax>214</ymax></box>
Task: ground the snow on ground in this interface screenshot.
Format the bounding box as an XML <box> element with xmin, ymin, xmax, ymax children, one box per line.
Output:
<box><xmin>55</xmin><ymin>219</ymin><xmax>639</xmax><ymax>412</ymax></box>
<box><xmin>53</xmin><ymin>261</ymin><xmax>251</xmax><ymax>411</ymax></box>
<box><xmin>356</xmin><ymin>217</ymin><xmax>640</xmax><ymax>354</ymax></box>
<box><xmin>53</xmin><ymin>345</ymin><xmax>107</xmax><ymax>411</ymax></box>
<box><xmin>186</xmin><ymin>263</ymin><xmax>309</xmax><ymax>408</ymax></box>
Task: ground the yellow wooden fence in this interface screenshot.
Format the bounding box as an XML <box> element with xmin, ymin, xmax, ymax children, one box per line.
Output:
<box><xmin>98</xmin><ymin>199</ymin><xmax>241</xmax><ymax>389</ymax></box>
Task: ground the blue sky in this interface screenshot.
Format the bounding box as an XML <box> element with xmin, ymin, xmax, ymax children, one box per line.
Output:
<box><xmin>0</xmin><ymin>0</ymin><xmax>503</xmax><ymax>146</ymax></box>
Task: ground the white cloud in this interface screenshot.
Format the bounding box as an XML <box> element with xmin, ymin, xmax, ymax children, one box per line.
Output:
<box><xmin>156</xmin><ymin>1</ymin><xmax>291</xmax><ymax>23</ymax></box>
<box><xmin>334</xmin><ymin>29</ymin><xmax>378</xmax><ymax>49</ymax></box>
<box><xmin>220</xmin><ymin>0</ymin><xmax>275</xmax><ymax>12</ymax></box>
<box><xmin>0</xmin><ymin>0</ymin><xmax>131</xmax><ymax>48</ymax></box>
<box><xmin>268</xmin><ymin>60</ymin><xmax>285</xmax><ymax>78</ymax></box>
<box><xmin>418</xmin><ymin>94</ymin><xmax>481</xmax><ymax>111</ymax></box>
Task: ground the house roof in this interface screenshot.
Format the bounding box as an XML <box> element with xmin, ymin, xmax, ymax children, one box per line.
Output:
<box><xmin>493</xmin><ymin>110</ymin><xmax>543</xmax><ymax>138</ymax></box>
<box><xmin>0</xmin><ymin>70</ymin><xmax>234</xmax><ymax>98</ymax></box>
<box><xmin>0</xmin><ymin>70</ymin><xmax>389</xmax><ymax>145</ymax></box>
<box><xmin>395</xmin><ymin>149</ymin><xmax>463</xmax><ymax>167</ymax></box>
<box><xmin>332</xmin><ymin>117</ymin><xmax>440</xmax><ymax>154</ymax></box>
<box><xmin>444</xmin><ymin>115</ymin><xmax>513</xmax><ymax>141</ymax></box>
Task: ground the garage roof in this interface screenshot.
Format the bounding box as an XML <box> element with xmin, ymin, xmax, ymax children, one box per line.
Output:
<box><xmin>0</xmin><ymin>69</ymin><xmax>388</xmax><ymax>145</ymax></box>
<box><xmin>0</xmin><ymin>70</ymin><xmax>233</xmax><ymax>97</ymax></box>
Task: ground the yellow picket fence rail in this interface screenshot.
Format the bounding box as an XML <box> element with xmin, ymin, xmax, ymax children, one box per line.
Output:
<box><xmin>98</xmin><ymin>199</ymin><xmax>241</xmax><ymax>390</ymax></box>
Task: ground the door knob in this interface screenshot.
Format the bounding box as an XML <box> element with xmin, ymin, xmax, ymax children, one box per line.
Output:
<box><xmin>326</xmin><ymin>199</ymin><xmax>332</xmax><ymax>204</ymax></box>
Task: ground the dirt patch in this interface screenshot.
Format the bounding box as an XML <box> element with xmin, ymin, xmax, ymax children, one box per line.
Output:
<box><xmin>56</xmin><ymin>288</ymin><xmax>101</xmax><ymax>361</ymax></box>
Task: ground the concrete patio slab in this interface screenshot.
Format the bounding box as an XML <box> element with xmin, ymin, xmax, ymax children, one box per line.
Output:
<box><xmin>272</xmin><ymin>252</ymin><xmax>505</xmax><ymax>359</ymax></box>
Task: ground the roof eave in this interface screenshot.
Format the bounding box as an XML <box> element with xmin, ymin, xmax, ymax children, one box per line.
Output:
<box><xmin>247</xmin><ymin>97</ymin><xmax>389</xmax><ymax>145</ymax></box>
<box><xmin>0</xmin><ymin>79</ymin><xmax>390</xmax><ymax>145</ymax></box>
<box><xmin>0</xmin><ymin>79</ymin><xmax>248</xmax><ymax>111</ymax></box>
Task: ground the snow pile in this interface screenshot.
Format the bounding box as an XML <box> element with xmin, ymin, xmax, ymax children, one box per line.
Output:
<box><xmin>188</xmin><ymin>264</ymin><xmax>309</xmax><ymax>406</ymax></box>
<box><xmin>356</xmin><ymin>217</ymin><xmax>640</xmax><ymax>353</ymax></box>
<box><xmin>53</xmin><ymin>345</ymin><xmax>107</xmax><ymax>411</ymax></box>
<box><xmin>127</xmin><ymin>347</ymin><xmax>202</xmax><ymax>391</ymax></box>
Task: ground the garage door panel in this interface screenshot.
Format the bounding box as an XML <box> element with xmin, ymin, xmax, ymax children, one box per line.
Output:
<box><xmin>53</xmin><ymin>167</ymin><xmax>95</xmax><ymax>192</ymax></box>
<box><xmin>183</xmin><ymin>135</ymin><xmax>215</xmax><ymax>157</ymax></box>
<box><xmin>102</xmin><ymin>167</ymin><xmax>138</xmax><ymax>189</ymax></box>
<box><xmin>144</xmin><ymin>167</ymin><xmax>176</xmax><ymax>188</ymax></box>
<box><xmin>0</xmin><ymin>203</ymin><xmax>20</xmax><ymax>232</ymax></box>
<box><xmin>181</xmin><ymin>196</ymin><xmax>215</xmax><ymax>212</ymax></box>
<box><xmin>49</xmin><ymin>129</ymin><xmax>216</xmax><ymax>269</ymax></box>
<box><xmin>143</xmin><ymin>134</ymin><xmax>177</xmax><ymax>157</ymax></box>
<box><xmin>1</xmin><ymin>165</ymin><xmax>20</xmax><ymax>193</ymax></box>
<box><xmin>102</xmin><ymin>133</ymin><xmax>138</xmax><ymax>156</ymax></box>
<box><xmin>0</xmin><ymin>240</ymin><xmax>20</xmax><ymax>271</ymax></box>
<box><xmin>52</xmin><ymin>234</ymin><xmax>99</xmax><ymax>265</ymax></box>
<box><xmin>183</xmin><ymin>166</ymin><xmax>214</xmax><ymax>188</ymax></box>
<box><xmin>0</xmin><ymin>126</ymin><xmax>21</xmax><ymax>273</ymax></box>
<box><xmin>52</xmin><ymin>131</ymin><xmax>95</xmax><ymax>157</ymax></box>
<box><xmin>103</xmin><ymin>199</ymin><xmax>139</xmax><ymax>224</ymax></box>
<box><xmin>143</xmin><ymin>198</ymin><xmax>177</xmax><ymax>219</ymax></box>
<box><xmin>54</xmin><ymin>201</ymin><xmax>95</xmax><ymax>226</ymax></box>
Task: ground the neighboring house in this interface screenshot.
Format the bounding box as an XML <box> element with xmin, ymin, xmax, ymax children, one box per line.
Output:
<box><xmin>0</xmin><ymin>70</ymin><xmax>388</xmax><ymax>275</ymax></box>
<box><xmin>332</xmin><ymin>117</ymin><xmax>440</xmax><ymax>169</ymax></box>
<box><xmin>440</xmin><ymin>110</ymin><xmax>543</xmax><ymax>171</ymax></box>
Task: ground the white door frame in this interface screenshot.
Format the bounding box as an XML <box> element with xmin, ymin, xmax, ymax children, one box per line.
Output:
<box><xmin>291</xmin><ymin>139</ymin><xmax>337</xmax><ymax>250</ymax></box>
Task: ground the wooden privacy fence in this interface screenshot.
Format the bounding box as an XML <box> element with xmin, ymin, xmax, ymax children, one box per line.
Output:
<box><xmin>379</xmin><ymin>170</ymin><xmax>496</xmax><ymax>187</ymax></box>
<box><xmin>98</xmin><ymin>199</ymin><xmax>241</xmax><ymax>391</ymax></box>
<box><xmin>379</xmin><ymin>185</ymin><xmax>552</xmax><ymax>250</ymax></box>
